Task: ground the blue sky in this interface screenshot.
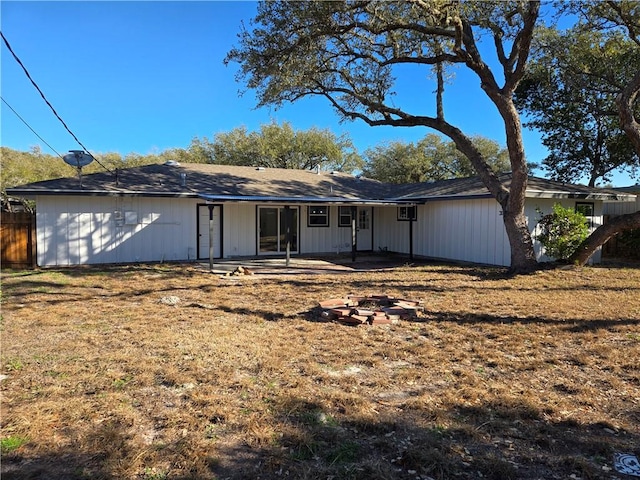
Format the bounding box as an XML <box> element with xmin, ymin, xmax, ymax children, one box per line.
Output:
<box><xmin>1</xmin><ymin>1</ymin><xmax>636</xmax><ymax>187</ymax></box>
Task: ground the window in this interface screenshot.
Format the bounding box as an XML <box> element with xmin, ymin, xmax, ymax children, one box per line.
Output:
<box><xmin>338</xmin><ymin>206</ymin><xmax>352</xmax><ymax>227</ymax></box>
<box><xmin>575</xmin><ymin>202</ymin><xmax>594</xmax><ymax>217</ymax></box>
<box><xmin>308</xmin><ymin>205</ymin><xmax>329</xmax><ymax>227</ymax></box>
<box><xmin>358</xmin><ymin>209</ymin><xmax>370</xmax><ymax>230</ymax></box>
<box><xmin>398</xmin><ymin>206</ymin><xmax>417</xmax><ymax>221</ymax></box>
<box><xmin>575</xmin><ymin>202</ymin><xmax>594</xmax><ymax>228</ymax></box>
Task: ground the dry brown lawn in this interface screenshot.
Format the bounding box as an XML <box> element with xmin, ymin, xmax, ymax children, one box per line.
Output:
<box><xmin>1</xmin><ymin>260</ymin><xmax>639</xmax><ymax>480</ymax></box>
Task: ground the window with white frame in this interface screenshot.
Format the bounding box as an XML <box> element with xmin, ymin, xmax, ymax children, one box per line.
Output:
<box><xmin>575</xmin><ymin>202</ymin><xmax>594</xmax><ymax>228</ymax></box>
<box><xmin>308</xmin><ymin>205</ymin><xmax>329</xmax><ymax>227</ymax></box>
<box><xmin>338</xmin><ymin>206</ymin><xmax>352</xmax><ymax>227</ymax></box>
<box><xmin>398</xmin><ymin>206</ymin><xmax>417</xmax><ymax>221</ymax></box>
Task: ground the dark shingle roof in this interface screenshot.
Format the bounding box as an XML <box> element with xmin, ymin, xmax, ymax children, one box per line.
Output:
<box><xmin>393</xmin><ymin>174</ymin><xmax>634</xmax><ymax>201</ymax></box>
<box><xmin>6</xmin><ymin>164</ymin><xmax>635</xmax><ymax>203</ymax></box>
<box><xmin>7</xmin><ymin>163</ymin><xmax>394</xmax><ymax>201</ymax></box>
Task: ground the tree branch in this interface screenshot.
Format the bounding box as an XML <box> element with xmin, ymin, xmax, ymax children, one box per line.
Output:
<box><xmin>617</xmin><ymin>70</ymin><xmax>640</xmax><ymax>154</ymax></box>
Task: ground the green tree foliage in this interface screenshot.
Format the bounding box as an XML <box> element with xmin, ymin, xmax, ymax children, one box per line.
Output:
<box><xmin>226</xmin><ymin>0</ymin><xmax>541</xmax><ymax>272</ymax></box>
<box><xmin>562</xmin><ymin>1</ymin><xmax>640</xmax><ymax>265</ymax></box>
<box><xmin>536</xmin><ymin>204</ymin><xmax>589</xmax><ymax>261</ymax></box>
<box><xmin>363</xmin><ymin>134</ymin><xmax>510</xmax><ymax>184</ymax></box>
<box><xmin>1</xmin><ymin>146</ymin><xmax>74</xmax><ymax>192</ymax></box>
<box><xmin>515</xmin><ymin>26</ymin><xmax>640</xmax><ymax>186</ymax></box>
<box><xmin>190</xmin><ymin>122</ymin><xmax>363</xmax><ymax>172</ymax></box>
<box><xmin>0</xmin><ymin>147</ymin><xmax>179</xmax><ymax>197</ymax></box>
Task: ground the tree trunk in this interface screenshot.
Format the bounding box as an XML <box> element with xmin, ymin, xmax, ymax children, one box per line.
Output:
<box><xmin>569</xmin><ymin>211</ymin><xmax>640</xmax><ymax>265</ymax></box>
<box><xmin>616</xmin><ymin>70</ymin><xmax>640</xmax><ymax>154</ymax></box>
<box><xmin>503</xmin><ymin>206</ymin><xmax>539</xmax><ymax>273</ymax></box>
<box><xmin>486</xmin><ymin>94</ymin><xmax>539</xmax><ymax>274</ymax></box>
<box><xmin>438</xmin><ymin>119</ymin><xmax>538</xmax><ymax>274</ymax></box>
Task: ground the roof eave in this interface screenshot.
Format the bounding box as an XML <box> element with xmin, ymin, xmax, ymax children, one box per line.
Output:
<box><xmin>525</xmin><ymin>190</ymin><xmax>637</xmax><ymax>201</ymax></box>
<box><xmin>198</xmin><ymin>194</ymin><xmax>413</xmax><ymax>205</ymax></box>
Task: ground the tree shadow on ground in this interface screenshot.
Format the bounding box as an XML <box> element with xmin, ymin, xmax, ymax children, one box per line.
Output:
<box><xmin>210</xmin><ymin>394</ymin><xmax>639</xmax><ymax>480</ymax></box>
<box><xmin>4</xmin><ymin>394</ymin><xmax>636</xmax><ymax>480</ymax></box>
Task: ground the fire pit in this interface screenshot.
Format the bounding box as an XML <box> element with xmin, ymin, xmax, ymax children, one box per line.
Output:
<box><xmin>317</xmin><ymin>294</ymin><xmax>424</xmax><ymax>325</ymax></box>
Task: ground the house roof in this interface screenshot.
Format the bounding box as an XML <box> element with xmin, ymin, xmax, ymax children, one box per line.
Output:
<box><xmin>612</xmin><ymin>184</ymin><xmax>640</xmax><ymax>194</ymax></box>
<box><xmin>394</xmin><ymin>174</ymin><xmax>635</xmax><ymax>202</ymax></box>
<box><xmin>6</xmin><ymin>163</ymin><xmax>397</xmax><ymax>203</ymax></box>
<box><xmin>6</xmin><ymin>163</ymin><xmax>635</xmax><ymax>204</ymax></box>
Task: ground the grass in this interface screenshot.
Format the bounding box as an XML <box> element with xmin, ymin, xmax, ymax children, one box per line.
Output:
<box><xmin>1</xmin><ymin>260</ymin><xmax>639</xmax><ymax>479</ymax></box>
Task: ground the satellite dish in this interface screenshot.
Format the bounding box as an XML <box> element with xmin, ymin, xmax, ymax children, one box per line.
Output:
<box><xmin>63</xmin><ymin>150</ymin><xmax>94</xmax><ymax>168</ymax></box>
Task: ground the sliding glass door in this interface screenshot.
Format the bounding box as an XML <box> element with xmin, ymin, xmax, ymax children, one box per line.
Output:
<box><xmin>258</xmin><ymin>207</ymin><xmax>298</xmax><ymax>253</ymax></box>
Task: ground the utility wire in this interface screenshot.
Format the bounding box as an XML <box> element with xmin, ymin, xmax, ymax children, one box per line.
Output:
<box><xmin>1</xmin><ymin>30</ymin><xmax>113</xmax><ymax>173</ymax></box>
<box><xmin>1</xmin><ymin>96</ymin><xmax>65</xmax><ymax>159</ymax></box>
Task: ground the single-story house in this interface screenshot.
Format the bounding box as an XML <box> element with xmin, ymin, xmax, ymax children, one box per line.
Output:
<box><xmin>604</xmin><ymin>185</ymin><xmax>640</xmax><ymax>217</ymax></box>
<box><xmin>6</xmin><ymin>162</ymin><xmax>637</xmax><ymax>267</ymax></box>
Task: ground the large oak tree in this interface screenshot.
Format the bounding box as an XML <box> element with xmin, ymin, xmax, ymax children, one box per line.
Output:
<box><xmin>564</xmin><ymin>0</ymin><xmax>640</xmax><ymax>265</ymax></box>
<box><xmin>515</xmin><ymin>27</ymin><xmax>639</xmax><ymax>187</ymax></box>
<box><xmin>226</xmin><ymin>0</ymin><xmax>541</xmax><ymax>272</ymax></box>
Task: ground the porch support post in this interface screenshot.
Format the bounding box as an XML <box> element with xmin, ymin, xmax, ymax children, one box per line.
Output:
<box><xmin>284</xmin><ymin>205</ymin><xmax>291</xmax><ymax>267</ymax></box>
<box><xmin>409</xmin><ymin>212</ymin><xmax>414</xmax><ymax>261</ymax></box>
<box><xmin>350</xmin><ymin>206</ymin><xmax>357</xmax><ymax>262</ymax></box>
<box><xmin>208</xmin><ymin>204</ymin><xmax>215</xmax><ymax>272</ymax></box>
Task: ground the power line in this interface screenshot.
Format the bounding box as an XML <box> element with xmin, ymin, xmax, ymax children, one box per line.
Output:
<box><xmin>1</xmin><ymin>30</ymin><xmax>113</xmax><ymax>173</ymax></box>
<box><xmin>1</xmin><ymin>96</ymin><xmax>65</xmax><ymax>159</ymax></box>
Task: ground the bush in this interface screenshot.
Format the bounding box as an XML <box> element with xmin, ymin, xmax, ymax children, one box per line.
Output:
<box><xmin>536</xmin><ymin>203</ymin><xmax>589</xmax><ymax>261</ymax></box>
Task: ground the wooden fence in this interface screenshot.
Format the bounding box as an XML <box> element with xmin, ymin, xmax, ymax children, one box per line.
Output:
<box><xmin>1</xmin><ymin>211</ymin><xmax>36</xmax><ymax>268</ymax></box>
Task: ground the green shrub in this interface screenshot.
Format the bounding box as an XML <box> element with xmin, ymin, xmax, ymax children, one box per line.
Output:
<box><xmin>536</xmin><ymin>203</ymin><xmax>589</xmax><ymax>261</ymax></box>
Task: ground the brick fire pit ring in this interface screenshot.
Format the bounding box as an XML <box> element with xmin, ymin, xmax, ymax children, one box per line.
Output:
<box><xmin>318</xmin><ymin>294</ymin><xmax>424</xmax><ymax>326</ymax></box>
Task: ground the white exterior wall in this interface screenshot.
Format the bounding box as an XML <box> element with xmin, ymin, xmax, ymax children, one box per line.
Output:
<box><xmin>299</xmin><ymin>206</ymin><xmax>352</xmax><ymax>254</ymax></box>
<box><xmin>221</xmin><ymin>203</ymin><xmax>257</xmax><ymax>257</ymax></box>
<box><xmin>408</xmin><ymin>198</ymin><xmax>511</xmax><ymax>266</ymax></box>
<box><xmin>526</xmin><ymin>197</ymin><xmax>604</xmax><ymax>264</ymax></box>
<box><xmin>603</xmin><ymin>194</ymin><xmax>639</xmax><ymax>216</ymax></box>
<box><xmin>373</xmin><ymin>207</ymin><xmax>411</xmax><ymax>253</ymax></box>
<box><xmin>36</xmin><ymin>195</ymin><xmax>200</xmax><ymax>266</ymax></box>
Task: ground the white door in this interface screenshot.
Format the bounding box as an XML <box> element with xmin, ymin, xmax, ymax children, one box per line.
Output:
<box><xmin>357</xmin><ymin>207</ymin><xmax>372</xmax><ymax>251</ymax></box>
<box><xmin>198</xmin><ymin>205</ymin><xmax>221</xmax><ymax>259</ymax></box>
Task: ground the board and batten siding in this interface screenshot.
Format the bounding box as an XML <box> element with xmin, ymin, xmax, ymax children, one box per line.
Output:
<box><xmin>603</xmin><ymin>194</ymin><xmax>639</xmax><ymax>216</ymax></box>
<box><xmin>300</xmin><ymin>205</ymin><xmax>352</xmax><ymax>254</ymax></box>
<box><xmin>373</xmin><ymin>207</ymin><xmax>411</xmax><ymax>253</ymax></box>
<box><xmin>410</xmin><ymin>198</ymin><xmax>511</xmax><ymax>266</ymax></box>
<box><xmin>220</xmin><ymin>203</ymin><xmax>256</xmax><ymax>257</ymax></box>
<box><xmin>36</xmin><ymin>195</ymin><xmax>200</xmax><ymax>266</ymax></box>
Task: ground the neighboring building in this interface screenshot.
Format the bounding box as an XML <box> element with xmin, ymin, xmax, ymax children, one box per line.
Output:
<box><xmin>6</xmin><ymin>162</ymin><xmax>636</xmax><ymax>267</ymax></box>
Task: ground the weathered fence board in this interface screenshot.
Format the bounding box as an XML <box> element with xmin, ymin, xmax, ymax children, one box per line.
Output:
<box><xmin>1</xmin><ymin>212</ymin><xmax>35</xmax><ymax>268</ymax></box>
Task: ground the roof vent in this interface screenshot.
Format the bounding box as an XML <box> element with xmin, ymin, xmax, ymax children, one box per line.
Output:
<box><xmin>164</xmin><ymin>160</ymin><xmax>180</xmax><ymax>167</ymax></box>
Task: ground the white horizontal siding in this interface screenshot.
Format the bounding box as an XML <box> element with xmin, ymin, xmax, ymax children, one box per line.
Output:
<box><xmin>36</xmin><ymin>196</ymin><xmax>199</xmax><ymax>266</ymax></box>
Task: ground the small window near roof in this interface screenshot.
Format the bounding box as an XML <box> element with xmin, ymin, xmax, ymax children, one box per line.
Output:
<box><xmin>398</xmin><ymin>206</ymin><xmax>417</xmax><ymax>221</ymax></box>
<box><xmin>308</xmin><ymin>205</ymin><xmax>329</xmax><ymax>227</ymax></box>
<box><xmin>338</xmin><ymin>206</ymin><xmax>352</xmax><ymax>227</ymax></box>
